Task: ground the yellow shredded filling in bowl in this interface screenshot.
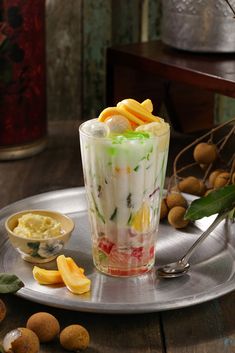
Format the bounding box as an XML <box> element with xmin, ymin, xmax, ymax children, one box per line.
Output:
<box><xmin>13</xmin><ymin>213</ymin><xmax>63</xmax><ymax>239</ymax></box>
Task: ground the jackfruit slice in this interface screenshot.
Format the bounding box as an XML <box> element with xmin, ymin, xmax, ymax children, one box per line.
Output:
<box><xmin>141</xmin><ymin>99</ymin><xmax>153</xmax><ymax>113</ymax></box>
<box><xmin>33</xmin><ymin>266</ymin><xmax>63</xmax><ymax>285</ymax></box>
<box><xmin>131</xmin><ymin>202</ymin><xmax>150</xmax><ymax>232</ymax></box>
<box><xmin>56</xmin><ymin>255</ymin><xmax>91</xmax><ymax>294</ymax></box>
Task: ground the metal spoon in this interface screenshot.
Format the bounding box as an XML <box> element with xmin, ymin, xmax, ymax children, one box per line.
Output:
<box><xmin>157</xmin><ymin>210</ymin><xmax>229</xmax><ymax>278</ymax></box>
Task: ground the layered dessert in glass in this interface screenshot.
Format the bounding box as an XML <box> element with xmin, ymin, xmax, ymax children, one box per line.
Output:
<box><xmin>79</xmin><ymin>98</ymin><xmax>170</xmax><ymax>276</ymax></box>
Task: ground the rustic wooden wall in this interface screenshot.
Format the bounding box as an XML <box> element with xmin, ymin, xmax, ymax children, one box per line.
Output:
<box><xmin>46</xmin><ymin>0</ymin><xmax>161</xmax><ymax>121</ymax></box>
<box><xmin>46</xmin><ymin>0</ymin><xmax>82</xmax><ymax>121</ymax></box>
<box><xmin>214</xmin><ymin>95</ymin><xmax>235</xmax><ymax>123</ymax></box>
<box><xmin>45</xmin><ymin>0</ymin><xmax>234</xmax><ymax>123</ymax></box>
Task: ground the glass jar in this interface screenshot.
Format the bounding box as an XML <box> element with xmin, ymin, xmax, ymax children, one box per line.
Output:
<box><xmin>0</xmin><ymin>0</ymin><xmax>46</xmax><ymax>160</ymax></box>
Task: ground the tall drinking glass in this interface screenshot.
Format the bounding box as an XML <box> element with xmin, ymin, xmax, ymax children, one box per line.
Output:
<box><xmin>79</xmin><ymin>123</ymin><xmax>170</xmax><ymax>276</ymax></box>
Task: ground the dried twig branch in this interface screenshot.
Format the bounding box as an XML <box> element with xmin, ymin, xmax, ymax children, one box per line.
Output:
<box><xmin>169</xmin><ymin>118</ymin><xmax>235</xmax><ymax>193</ymax></box>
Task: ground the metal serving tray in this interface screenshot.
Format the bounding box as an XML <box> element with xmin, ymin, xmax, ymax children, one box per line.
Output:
<box><xmin>0</xmin><ymin>187</ymin><xmax>234</xmax><ymax>314</ymax></box>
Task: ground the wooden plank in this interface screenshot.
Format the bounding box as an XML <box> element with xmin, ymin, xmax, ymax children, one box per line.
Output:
<box><xmin>82</xmin><ymin>0</ymin><xmax>143</xmax><ymax>119</ymax></box>
<box><xmin>161</xmin><ymin>292</ymin><xmax>235</xmax><ymax>353</ymax></box>
<box><xmin>165</xmin><ymin>82</ymin><xmax>214</xmax><ymax>132</ymax></box>
<box><xmin>141</xmin><ymin>0</ymin><xmax>149</xmax><ymax>42</ymax></box>
<box><xmin>107</xmin><ymin>41</ymin><xmax>235</xmax><ymax>98</ymax></box>
<box><xmin>46</xmin><ymin>0</ymin><xmax>82</xmax><ymax>121</ymax></box>
<box><xmin>148</xmin><ymin>0</ymin><xmax>162</xmax><ymax>40</ymax></box>
<box><xmin>105</xmin><ymin>0</ymin><xmax>141</xmax><ymax>106</ymax></box>
<box><xmin>214</xmin><ymin>94</ymin><xmax>235</xmax><ymax>123</ymax></box>
<box><xmin>111</xmin><ymin>0</ymin><xmax>141</xmax><ymax>45</ymax></box>
<box><xmin>82</xmin><ymin>0</ymin><xmax>112</xmax><ymax>119</ymax></box>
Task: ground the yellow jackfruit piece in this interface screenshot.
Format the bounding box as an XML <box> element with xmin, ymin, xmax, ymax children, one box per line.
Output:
<box><xmin>118</xmin><ymin>99</ymin><xmax>161</xmax><ymax>123</ymax></box>
<box><xmin>33</xmin><ymin>266</ymin><xmax>63</xmax><ymax>285</ymax></box>
<box><xmin>97</xmin><ymin>107</ymin><xmax>120</xmax><ymax>121</ymax></box>
<box><xmin>141</xmin><ymin>99</ymin><xmax>153</xmax><ymax>113</ymax></box>
<box><xmin>131</xmin><ymin>202</ymin><xmax>150</xmax><ymax>232</ymax></box>
<box><xmin>57</xmin><ymin>255</ymin><xmax>91</xmax><ymax>294</ymax></box>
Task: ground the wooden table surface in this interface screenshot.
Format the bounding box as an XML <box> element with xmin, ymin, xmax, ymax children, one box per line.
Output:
<box><xmin>107</xmin><ymin>40</ymin><xmax>235</xmax><ymax>97</ymax></box>
<box><xmin>0</xmin><ymin>121</ymin><xmax>235</xmax><ymax>353</ymax></box>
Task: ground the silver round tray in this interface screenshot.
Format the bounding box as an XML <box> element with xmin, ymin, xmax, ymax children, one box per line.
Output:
<box><xmin>0</xmin><ymin>187</ymin><xmax>234</xmax><ymax>314</ymax></box>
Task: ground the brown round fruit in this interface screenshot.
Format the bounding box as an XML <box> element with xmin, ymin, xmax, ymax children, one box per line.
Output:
<box><xmin>214</xmin><ymin>172</ymin><xmax>230</xmax><ymax>189</ymax></box>
<box><xmin>3</xmin><ymin>327</ymin><xmax>40</xmax><ymax>353</ymax></box>
<box><xmin>168</xmin><ymin>206</ymin><xmax>189</xmax><ymax>229</ymax></box>
<box><xmin>208</xmin><ymin>170</ymin><xmax>224</xmax><ymax>188</ymax></box>
<box><xmin>0</xmin><ymin>298</ymin><xmax>6</xmax><ymax>323</ymax></box>
<box><xmin>166</xmin><ymin>192</ymin><xmax>187</xmax><ymax>209</ymax></box>
<box><xmin>193</xmin><ymin>142</ymin><xmax>217</xmax><ymax>165</ymax></box>
<box><xmin>26</xmin><ymin>312</ymin><xmax>60</xmax><ymax>343</ymax></box>
<box><xmin>60</xmin><ymin>324</ymin><xmax>90</xmax><ymax>351</ymax></box>
<box><xmin>160</xmin><ymin>199</ymin><xmax>168</xmax><ymax>220</ymax></box>
<box><xmin>198</xmin><ymin>180</ymin><xmax>207</xmax><ymax>196</ymax></box>
<box><xmin>178</xmin><ymin>176</ymin><xmax>205</xmax><ymax>196</ymax></box>
<box><xmin>204</xmin><ymin>189</ymin><xmax>214</xmax><ymax>196</ymax></box>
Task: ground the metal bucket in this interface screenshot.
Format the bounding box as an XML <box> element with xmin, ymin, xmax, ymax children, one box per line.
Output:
<box><xmin>161</xmin><ymin>0</ymin><xmax>235</xmax><ymax>52</ymax></box>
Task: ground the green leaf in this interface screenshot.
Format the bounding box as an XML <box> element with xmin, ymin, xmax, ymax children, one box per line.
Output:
<box><xmin>0</xmin><ymin>273</ymin><xmax>24</xmax><ymax>293</ymax></box>
<box><xmin>185</xmin><ymin>184</ymin><xmax>235</xmax><ymax>221</ymax></box>
<box><xmin>0</xmin><ymin>344</ymin><xmax>4</xmax><ymax>353</ymax></box>
<box><xmin>228</xmin><ymin>208</ymin><xmax>235</xmax><ymax>220</ymax></box>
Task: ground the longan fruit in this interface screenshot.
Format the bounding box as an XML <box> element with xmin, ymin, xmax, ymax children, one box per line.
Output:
<box><xmin>193</xmin><ymin>142</ymin><xmax>217</xmax><ymax>164</ymax></box>
<box><xmin>0</xmin><ymin>298</ymin><xmax>6</xmax><ymax>323</ymax></box>
<box><xmin>3</xmin><ymin>327</ymin><xmax>40</xmax><ymax>353</ymax></box>
<box><xmin>60</xmin><ymin>325</ymin><xmax>90</xmax><ymax>351</ymax></box>
<box><xmin>160</xmin><ymin>199</ymin><xmax>168</xmax><ymax>220</ymax></box>
<box><xmin>214</xmin><ymin>172</ymin><xmax>230</xmax><ymax>189</ymax></box>
<box><xmin>198</xmin><ymin>180</ymin><xmax>207</xmax><ymax>196</ymax></box>
<box><xmin>178</xmin><ymin>176</ymin><xmax>205</xmax><ymax>196</ymax></box>
<box><xmin>26</xmin><ymin>312</ymin><xmax>60</xmax><ymax>343</ymax></box>
<box><xmin>208</xmin><ymin>169</ymin><xmax>224</xmax><ymax>188</ymax></box>
<box><xmin>178</xmin><ymin>176</ymin><xmax>199</xmax><ymax>195</ymax></box>
<box><xmin>168</xmin><ymin>206</ymin><xmax>189</xmax><ymax>229</ymax></box>
<box><xmin>166</xmin><ymin>192</ymin><xmax>187</xmax><ymax>209</ymax></box>
<box><xmin>204</xmin><ymin>189</ymin><xmax>214</xmax><ymax>196</ymax></box>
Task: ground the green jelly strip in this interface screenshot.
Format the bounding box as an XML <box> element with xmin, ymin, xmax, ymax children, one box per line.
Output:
<box><xmin>110</xmin><ymin>207</ymin><xmax>118</xmax><ymax>221</ymax></box>
<box><xmin>111</xmin><ymin>131</ymin><xmax>150</xmax><ymax>144</ymax></box>
<box><xmin>91</xmin><ymin>193</ymin><xmax>105</xmax><ymax>224</ymax></box>
<box><xmin>127</xmin><ymin>212</ymin><xmax>133</xmax><ymax>226</ymax></box>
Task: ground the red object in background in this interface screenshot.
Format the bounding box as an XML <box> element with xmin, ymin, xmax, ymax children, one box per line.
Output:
<box><xmin>0</xmin><ymin>0</ymin><xmax>46</xmax><ymax>148</ymax></box>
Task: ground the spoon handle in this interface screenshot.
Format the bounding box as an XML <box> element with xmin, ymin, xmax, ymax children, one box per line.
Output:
<box><xmin>181</xmin><ymin>210</ymin><xmax>229</xmax><ymax>265</ymax></box>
